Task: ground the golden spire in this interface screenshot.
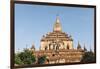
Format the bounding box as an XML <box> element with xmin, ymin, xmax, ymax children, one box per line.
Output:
<box><xmin>53</xmin><ymin>15</ymin><xmax>62</xmax><ymax>32</ymax></box>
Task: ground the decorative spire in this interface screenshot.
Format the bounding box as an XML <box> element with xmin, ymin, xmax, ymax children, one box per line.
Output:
<box><xmin>56</xmin><ymin>15</ymin><xmax>60</xmax><ymax>23</ymax></box>
<box><xmin>84</xmin><ymin>44</ymin><xmax>87</xmax><ymax>52</ymax></box>
<box><xmin>31</xmin><ymin>43</ymin><xmax>35</xmax><ymax>51</ymax></box>
<box><xmin>53</xmin><ymin>15</ymin><xmax>62</xmax><ymax>32</ymax></box>
<box><xmin>77</xmin><ymin>41</ymin><xmax>81</xmax><ymax>49</ymax></box>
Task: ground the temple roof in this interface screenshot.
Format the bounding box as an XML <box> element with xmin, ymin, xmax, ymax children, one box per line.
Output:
<box><xmin>41</xmin><ymin>32</ymin><xmax>73</xmax><ymax>41</ymax></box>
<box><xmin>41</xmin><ymin>16</ymin><xmax>73</xmax><ymax>41</ymax></box>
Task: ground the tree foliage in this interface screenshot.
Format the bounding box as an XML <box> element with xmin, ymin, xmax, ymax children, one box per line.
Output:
<box><xmin>15</xmin><ymin>54</ymin><xmax>23</xmax><ymax>65</ymax></box>
<box><xmin>15</xmin><ymin>49</ymin><xmax>36</xmax><ymax>65</ymax></box>
<box><xmin>81</xmin><ymin>51</ymin><xmax>95</xmax><ymax>63</ymax></box>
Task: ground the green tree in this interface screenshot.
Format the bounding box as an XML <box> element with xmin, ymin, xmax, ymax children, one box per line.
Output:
<box><xmin>15</xmin><ymin>53</ymin><xmax>23</xmax><ymax>65</ymax></box>
<box><xmin>37</xmin><ymin>55</ymin><xmax>47</xmax><ymax>64</ymax></box>
<box><xmin>15</xmin><ymin>49</ymin><xmax>36</xmax><ymax>65</ymax></box>
<box><xmin>81</xmin><ymin>51</ymin><xmax>95</xmax><ymax>63</ymax></box>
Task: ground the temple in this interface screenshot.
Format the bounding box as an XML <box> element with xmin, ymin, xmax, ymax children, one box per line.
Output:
<box><xmin>40</xmin><ymin>16</ymin><xmax>73</xmax><ymax>51</ymax></box>
<box><xmin>31</xmin><ymin>16</ymin><xmax>84</xmax><ymax>64</ymax></box>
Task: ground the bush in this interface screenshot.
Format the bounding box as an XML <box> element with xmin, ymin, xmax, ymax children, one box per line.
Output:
<box><xmin>37</xmin><ymin>55</ymin><xmax>46</xmax><ymax>64</ymax></box>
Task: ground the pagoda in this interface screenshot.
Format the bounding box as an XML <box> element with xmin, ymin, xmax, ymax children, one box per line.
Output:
<box><xmin>40</xmin><ymin>16</ymin><xmax>73</xmax><ymax>51</ymax></box>
<box><xmin>32</xmin><ymin>16</ymin><xmax>84</xmax><ymax>64</ymax></box>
